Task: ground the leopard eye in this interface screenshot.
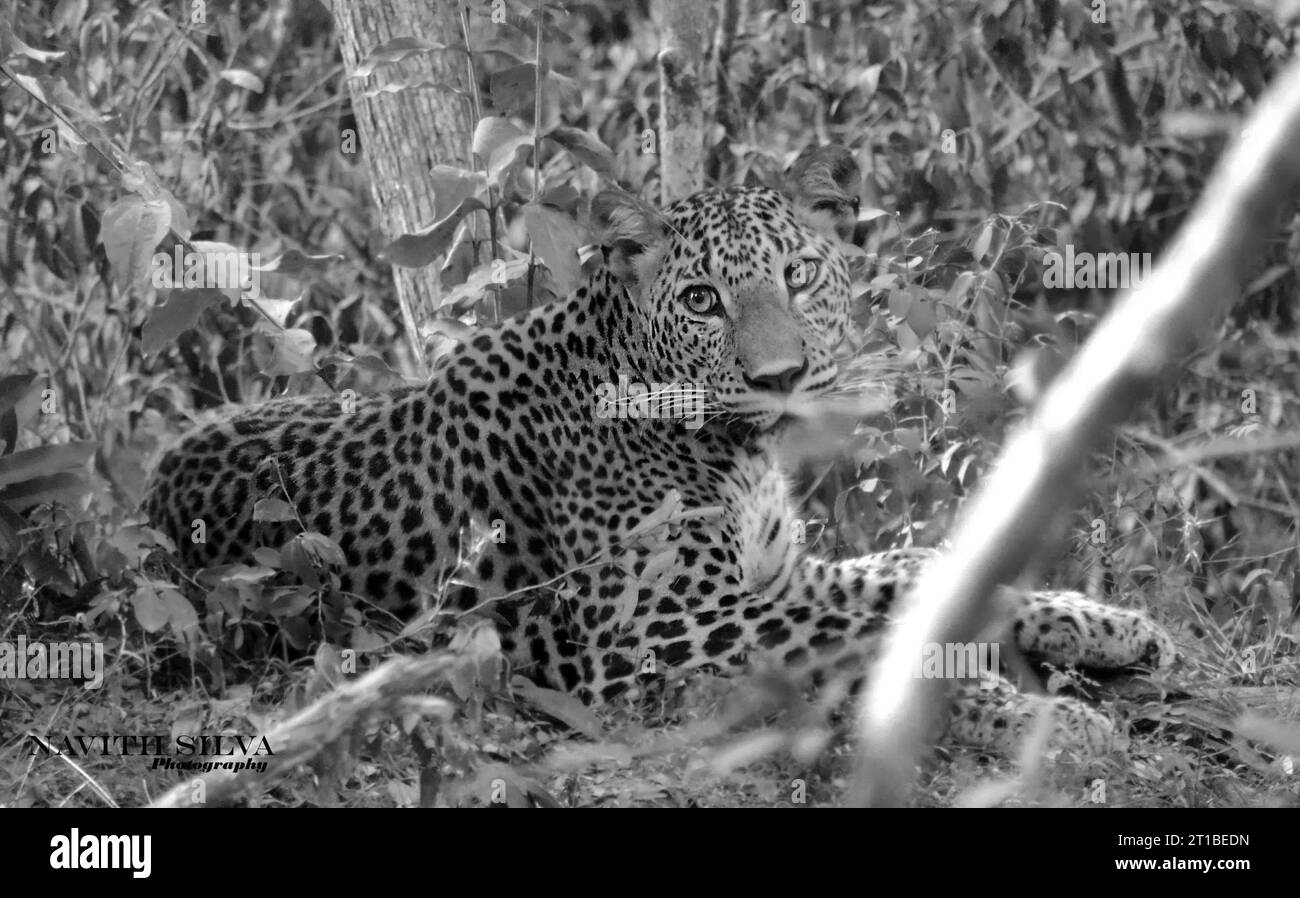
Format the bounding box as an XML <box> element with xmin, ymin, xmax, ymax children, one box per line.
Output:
<box><xmin>785</xmin><ymin>259</ymin><xmax>820</xmax><ymax>290</ymax></box>
<box><xmin>679</xmin><ymin>285</ymin><xmax>721</xmax><ymax>316</ymax></box>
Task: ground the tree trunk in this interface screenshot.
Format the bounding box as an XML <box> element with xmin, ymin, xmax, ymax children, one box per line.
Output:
<box><xmin>331</xmin><ymin>0</ymin><xmax>474</xmax><ymax>377</ymax></box>
<box><xmin>655</xmin><ymin>0</ymin><xmax>712</xmax><ymax>203</ymax></box>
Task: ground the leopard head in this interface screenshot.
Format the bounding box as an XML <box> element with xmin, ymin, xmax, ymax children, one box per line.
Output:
<box><xmin>592</xmin><ymin>146</ymin><xmax>861</xmax><ymax>432</ymax></box>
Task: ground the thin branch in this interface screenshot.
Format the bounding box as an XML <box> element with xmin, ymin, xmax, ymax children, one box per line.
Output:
<box><xmin>527</xmin><ymin>0</ymin><xmax>543</xmax><ymax>307</ymax></box>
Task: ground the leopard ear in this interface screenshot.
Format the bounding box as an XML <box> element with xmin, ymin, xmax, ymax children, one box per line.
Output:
<box><xmin>785</xmin><ymin>145</ymin><xmax>861</xmax><ymax>239</ymax></box>
<box><xmin>590</xmin><ymin>190</ymin><xmax>671</xmax><ymax>286</ymax></box>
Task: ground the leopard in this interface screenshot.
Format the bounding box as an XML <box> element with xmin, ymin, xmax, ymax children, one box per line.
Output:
<box><xmin>142</xmin><ymin>145</ymin><xmax>1178</xmax><ymax>755</ymax></box>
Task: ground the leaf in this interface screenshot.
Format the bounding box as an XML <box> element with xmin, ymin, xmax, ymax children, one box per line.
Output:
<box><xmin>512</xmin><ymin>678</ymin><xmax>602</xmax><ymax>738</ymax></box>
<box><xmin>543</xmin><ymin>71</ymin><xmax>581</xmax><ymax>108</ymax></box>
<box><xmin>0</xmin><ymin>441</ymin><xmax>96</xmax><ymax>488</ymax></box>
<box><xmin>887</xmin><ymin>288</ymin><xmax>912</xmax><ymax>318</ymax></box>
<box><xmin>351</xmin><ymin>627</ymin><xmax>387</xmax><ymax>654</ymax></box>
<box><xmin>970</xmin><ymin>221</ymin><xmax>994</xmax><ymax>263</ymax></box>
<box><xmin>471</xmin><ymin>117</ymin><xmax>533</xmax><ymax>186</ymax></box>
<box><xmin>313</xmin><ymin>643</ymin><xmax>342</xmax><ymax>678</ymax></box>
<box><xmin>299</xmin><ymin>532</ymin><xmax>346</xmax><ymax>566</ymax></box>
<box><xmin>626</xmin><ymin>489</ymin><xmax>683</xmax><ymax>540</ymax></box>
<box><xmin>540</xmin><ymin>184</ymin><xmax>581</xmax><ymax>213</ymax></box>
<box><xmin>245</xmin><ymin>296</ymin><xmax>299</xmax><ymax>328</ymax></box>
<box><xmin>130</xmin><ymin>582</ymin><xmax>171</xmax><ymax>632</ymax></box>
<box><xmin>380</xmin><ymin>197</ymin><xmax>487</xmax><ymax>268</ymax></box>
<box><xmin>213</xmin><ymin>564</ymin><xmax>277</xmax><ymax>584</ymax></box>
<box><xmin>1239</xmin><ymin>568</ymin><xmax>1272</xmax><ymax>594</ymax></box>
<box><xmin>104</xmin><ymin>524</ymin><xmax>172</xmax><ymax>560</ymax></box>
<box><xmin>944</xmin><ymin>271</ymin><xmax>977</xmax><ymax>309</ymax></box>
<box><xmin>1104</xmin><ymin>58</ymin><xmax>1140</xmax><ymax>144</ymax></box>
<box><xmin>0</xmin><ymin>378</ymin><xmax>33</xmax><ymax>456</ymax></box>
<box><xmin>430</xmin><ymin>165</ymin><xmax>487</xmax><ymax>220</ymax></box>
<box><xmin>141</xmin><ymin>288</ymin><xmax>226</xmax><ymax>356</ymax></box>
<box><xmin>489</xmin><ymin>134</ymin><xmax>534</xmax><ymax>187</ymax></box>
<box><xmin>523</xmin><ymin>203</ymin><xmax>582</xmax><ymax>295</ymax></box>
<box><xmin>219</xmin><ymin>69</ymin><xmax>265</xmax><ymax>93</ymax></box>
<box><xmin>349</xmin><ymin>37</ymin><xmax>461</xmax><ymax>79</ymax></box>
<box><xmin>0</xmin><ymin>22</ymin><xmax>66</xmax><ymax>63</ymax></box>
<box><xmin>906</xmin><ymin>294</ymin><xmax>937</xmax><ymax>341</ymax></box>
<box><xmin>444</xmin><ymin>624</ymin><xmax>503</xmax><ymax>700</ymax></box>
<box><xmin>253</xmin><ymin>497</ymin><xmax>297</xmax><ymax>523</ymax></box>
<box><xmin>56</xmin><ymin>207</ymin><xmax>94</xmax><ymax>272</ymax></box>
<box><xmin>495</xmin><ymin>283</ymin><xmax>535</xmax><ymax>318</ymax></box>
<box><xmin>250</xmin><ymin>249</ymin><xmax>342</xmax><ymax>277</ymax></box>
<box><xmin>0</xmin><ymin>373</ymin><xmax>40</xmax><ymax>417</ymax></box>
<box><xmin>854</xmin><ymin>63</ymin><xmax>883</xmax><ymax>98</ymax></box>
<box><xmin>490</xmin><ymin>63</ymin><xmax>537</xmax><ymax>116</ymax></box>
<box><xmin>439</xmin><ymin>257</ymin><xmax>531</xmax><ymax>314</ymax></box>
<box><xmin>439</xmin><ymin>233</ymin><xmax>477</xmax><ymax>287</ymax></box>
<box><xmin>424</xmin><ymin>316</ymin><xmax>475</xmax><ymax>346</ymax></box>
<box><xmin>637</xmin><ymin>549</ymin><xmax>678</xmax><ymax>587</ymax></box>
<box><xmin>0</xmin><ymin>471</ymin><xmax>92</xmax><ymax>511</ymax></box>
<box><xmin>280</xmin><ymin>534</ymin><xmax>345</xmax><ymax>591</ymax></box>
<box><xmin>894</xmin><ymin>428</ymin><xmax>923</xmax><ymax>453</ymax></box>
<box><xmin>612</xmin><ymin>581</ymin><xmax>641</xmax><ymax>632</ymax></box>
<box><xmin>253</xmin><ymin>547</ymin><xmax>282</xmax><ymax>568</ymax></box>
<box><xmin>162</xmin><ymin>189</ymin><xmax>191</xmax><ymax>239</ymax></box>
<box><xmin>254</xmin><ymin>327</ymin><xmax>317</xmax><ymax>376</ymax></box>
<box><xmin>545</xmin><ymin>126</ymin><xmax>615</xmax><ymax>177</ymax></box>
<box><xmin>100</xmin><ymin>196</ymin><xmax>171</xmax><ymax>290</ymax></box>
<box><xmin>163</xmin><ymin>587</ymin><xmax>200</xmax><ymax>637</ymax></box>
<box><xmin>269</xmin><ymin>586</ymin><xmax>316</xmax><ymax>619</ymax></box>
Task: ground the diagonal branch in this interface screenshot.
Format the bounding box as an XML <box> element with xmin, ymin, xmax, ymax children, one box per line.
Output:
<box><xmin>852</xmin><ymin>58</ymin><xmax>1300</xmax><ymax>807</ymax></box>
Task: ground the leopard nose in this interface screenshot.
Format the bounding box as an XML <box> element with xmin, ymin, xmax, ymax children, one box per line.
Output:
<box><xmin>743</xmin><ymin>359</ymin><xmax>809</xmax><ymax>393</ymax></box>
